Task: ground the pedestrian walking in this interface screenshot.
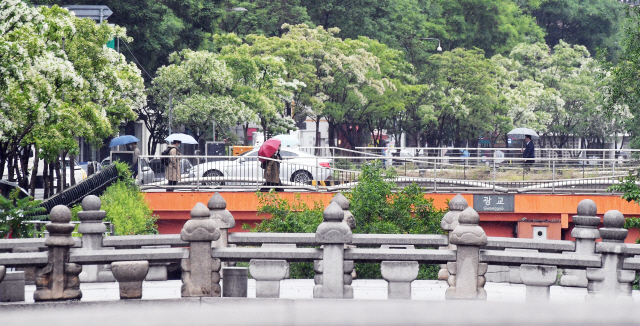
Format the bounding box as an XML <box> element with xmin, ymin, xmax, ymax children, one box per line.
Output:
<box><xmin>166</xmin><ymin>140</ymin><xmax>181</xmax><ymax>192</ymax></box>
<box><xmin>521</xmin><ymin>135</ymin><xmax>535</xmax><ymax>172</ymax></box>
<box><xmin>127</xmin><ymin>143</ymin><xmax>140</xmax><ymax>178</ymax></box>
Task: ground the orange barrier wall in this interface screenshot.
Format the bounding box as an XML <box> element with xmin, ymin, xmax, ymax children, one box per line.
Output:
<box><xmin>145</xmin><ymin>192</ymin><xmax>640</xmax><ymax>243</ymax></box>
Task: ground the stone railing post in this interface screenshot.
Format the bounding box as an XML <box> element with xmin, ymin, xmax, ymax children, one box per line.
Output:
<box><xmin>34</xmin><ymin>205</ymin><xmax>82</xmax><ymax>301</ymax></box>
<box><xmin>314</xmin><ymin>202</ymin><xmax>353</xmax><ymax>299</ymax></box>
<box><xmin>208</xmin><ymin>193</ymin><xmax>235</xmax><ymax>276</ymax></box>
<box><xmin>561</xmin><ymin>199</ymin><xmax>600</xmax><ymax>287</ymax></box>
<box><xmin>208</xmin><ymin>192</ymin><xmax>235</xmax><ymax>249</ymax></box>
<box><xmin>77</xmin><ymin>195</ymin><xmax>115</xmax><ymax>282</ymax></box>
<box><xmin>438</xmin><ymin>194</ymin><xmax>467</xmax><ymax>280</ymax></box>
<box><xmin>331</xmin><ymin>193</ymin><xmax>356</xmax><ymax>280</ymax></box>
<box><xmin>181</xmin><ymin>202</ymin><xmax>221</xmax><ymax>297</ymax></box>
<box><xmin>586</xmin><ymin>210</ymin><xmax>634</xmax><ymax>300</ymax></box>
<box><xmin>446</xmin><ymin>207</ymin><xmax>488</xmax><ymax>300</ymax></box>
<box><xmin>111</xmin><ymin>261</ymin><xmax>149</xmax><ymax>299</ymax></box>
<box><xmin>519</xmin><ymin>264</ymin><xmax>557</xmax><ymax>302</ymax></box>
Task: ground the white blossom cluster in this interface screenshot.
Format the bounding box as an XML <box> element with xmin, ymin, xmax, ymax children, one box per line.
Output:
<box><xmin>0</xmin><ymin>0</ymin><xmax>145</xmax><ymax>157</ymax></box>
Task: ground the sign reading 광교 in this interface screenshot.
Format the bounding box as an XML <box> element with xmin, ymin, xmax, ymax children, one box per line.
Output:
<box><xmin>473</xmin><ymin>195</ymin><xmax>515</xmax><ymax>212</ymax></box>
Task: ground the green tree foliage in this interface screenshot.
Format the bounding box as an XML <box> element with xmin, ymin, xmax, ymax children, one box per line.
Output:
<box><xmin>248</xmin><ymin>161</ymin><xmax>445</xmax><ymax>279</ymax></box>
<box><xmin>532</xmin><ymin>0</ymin><xmax>626</xmax><ymax>61</ymax></box>
<box><xmin>0</xmin><ymin>189</ymin><xmax>45</xmax><ymax>238</ymax></box>
<box><xmin>608</xmin><ymin>6</ymin><xmax>640</xmax><ymax>148</ymax></box>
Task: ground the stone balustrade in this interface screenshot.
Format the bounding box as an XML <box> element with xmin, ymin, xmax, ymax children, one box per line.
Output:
<box><xmin>1</xmin><ymin>193</ymin><xmax>640</xmax><ymax>304</ymax></box>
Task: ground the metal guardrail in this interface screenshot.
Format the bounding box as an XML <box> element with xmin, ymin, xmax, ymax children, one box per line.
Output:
<box><xmin>136</xmin><ymin>152</ymin><xmax>637</xmax><ymax>194</ymax></box>
<box><xmin>36</xmin><ymin>164</ymin><xmax>119</xmax><ymax>218</ymax></box>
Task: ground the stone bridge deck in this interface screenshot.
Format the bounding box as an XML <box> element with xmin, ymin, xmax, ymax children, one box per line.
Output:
<box><xmin>9</xmin><ymin>279</ymin><xmax>640</xmax><ymax>303</ymax></box>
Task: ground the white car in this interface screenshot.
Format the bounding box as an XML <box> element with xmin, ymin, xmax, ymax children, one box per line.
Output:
<box><xmin>191</xmin><ymin>148</ymin><xmax>333</xmax><ymax>186</ymax></box>
<box><xmin>100</xmin><ymin>157</ymin><xmax>156</xmax><ymax>185</ymax></box>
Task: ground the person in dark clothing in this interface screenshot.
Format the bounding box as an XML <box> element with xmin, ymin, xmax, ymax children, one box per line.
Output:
<box><xmin>521</xmin><ymin>135</ymin><xmax>535</xmax><ymax>171</ymax></box>
<box><xmin>261</xmin><ymin>146</ymin><xmax>283</xmax><ymax>192</ymax></box>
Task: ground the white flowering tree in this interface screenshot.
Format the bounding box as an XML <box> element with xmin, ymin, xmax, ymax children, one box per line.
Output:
<box><xmin>151</xmin><ymin>49</ymin><xmax>257</xmax><ymax>142</ymax></box>
<box><xmin>0</xmin><ymin>1</ymin><xmax>145</xmax><ymax>196</ymax></box>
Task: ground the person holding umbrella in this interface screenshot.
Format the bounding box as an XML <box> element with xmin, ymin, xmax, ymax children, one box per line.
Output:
<box><xmin>259</xmin><ymin>138</ymin><xmax>283</xmax><ymax>192</ymax></box>
<box><xmin>166</xmin><ymin>140</ymin><xmax>181</xmax><ymax>192</ymax></box>
<box><xmin>521</xmin><ymin>135</ymin><xmax>535</xmax><ymax>171</ymax></box>
<box><xmin>127</xmin><ymin>142</ymin><xmax>140</xmax><ymax>178</ymax></box>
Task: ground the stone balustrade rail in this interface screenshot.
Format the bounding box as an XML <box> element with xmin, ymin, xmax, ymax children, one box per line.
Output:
<box><xmin>0</xmin><ymin>192</ymin><xmax>638</xmax><ymax>303</ymax></box>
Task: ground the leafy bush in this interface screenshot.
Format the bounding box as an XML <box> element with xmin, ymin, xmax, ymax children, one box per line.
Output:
<box><xmin>0</xmin><ymin>189</ymin><xmax>45</xmax><ymax>238</ymax></box>
<box><xmin>244</xmin><ymin>191</ymin><xmax>324</xmax><ymax>278</ymax></box>
<box><xmin>247</xmin><ymin>160</ymin><xmax>446</xmax><ymax>280</ymax></box>
<box><xmin>100</xmin><ymin>180</ymin><xmax>158</xmax><ymax>235</ymax></box>
<box><xmin>345</xmin><ymin>160</ymin><xmax>444</xmax><ymax>279</ymax></box>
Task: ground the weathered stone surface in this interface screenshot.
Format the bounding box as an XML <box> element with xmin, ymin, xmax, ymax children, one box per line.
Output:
<box><xmin>222</xmin><ymin>267</ymin><xmax>248</xmax><ymax>297</ymax></box>
<box><xmin>0</xmin><ymin>271</ymin><xmax>25</xmax><ymax>302</ymax></box>
<box><xmin>439</xmin><ymin>195</ymin><xmax>468</xmax><ymax>281</ymax></box>
<box><xmin>81</xmin><ymin>195</ymin><xmax>102</xmax><ymax>211</ymax></box>
<box><xmin>112</xmin><ymin>261</ymin><xmax>149</xmax><ymax>299</ymax></box>
<box><xmin>34</xmin><ymin>205</ymin><xmax>82</xmax><ymax>302</ymax></box>
<box><xmin>561</xmin><ymin>200</ymin><xmax>601</xmax><ymax>288</ymax></box>
<box><xmin>587</xmin><ymin>209</ymin><xmax>631</xmax><ymax>300</ymax></box>
<box><xmin>446</xmin><ymin>206</ymin><xmax>487</xmax><ymax>300</ymax></box>
<box><xmin>250</xmin><ymin>260</ymin><xmax>289</xmax><ymax>281</ymax></box>
<box><xmin>450</xmin><ymin>208</ymin><xmax>487</xmax><ymax>246</ymax></box>
<box><xmin>441</xmin><ymin>194</ymin><xmax>467</xmax><ymax>232</ymax></box>
<box><xmin>315</xmin><ymin>222</ymin><xmax>352</xmax><ymax>244</ymax></box>
<box><xmin>343</xmin><ymin>211</ymin><xmax>356</xmax><ymax>231</ymax></box>
<box><xmin>181</xmin><ymin>203</ymin><xmax>220</xmax><ymax>242</ymax></box>
<box><xmin>77</xmin><ymin>196</ymin><xmax>110</xmax><ymax>283</ymax></box>
<box><xmin>322</xmin><ymin>202</ymin><xmax>345</xmax><ymax>222</ymax></box>
<box><xmin>250</xmin><ymin>260</ymin><xmax>288</xmax><ymax>298</ymax></box>
<box><xmin>520</xmin><ymin>264</ymin><xmax>557</xmax><ymax>302</ymax></box>
<box><xmin>331</xmin><ymin>193</ymin><xmax>350</xmax><ymax>210</ymax></box>
<box><xmin>381</xmin><ymin>261</ymin><xmax>419</xmax><ymax>300</ymax></box>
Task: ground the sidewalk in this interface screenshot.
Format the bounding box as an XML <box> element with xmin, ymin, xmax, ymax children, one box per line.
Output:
<box><xmin>19</xmin><ymin>279</ymin><xmax>640</xmax><ymax>303</ymax></box>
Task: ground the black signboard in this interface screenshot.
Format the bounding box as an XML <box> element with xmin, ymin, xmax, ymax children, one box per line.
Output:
<box><xmin>111</xmin><ymin>151</ymin><xmax>134</xmax><ymax>167</ymax></box>
<box><xmin>473</xmin><ymin>194</ymin><xmax>515</xmax><ymax>212</ymax></box>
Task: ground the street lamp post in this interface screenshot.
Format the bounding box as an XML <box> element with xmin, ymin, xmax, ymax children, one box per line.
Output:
<box><xmin>420</xmin><ymin>38</ymin><xmax>443</xmax><ymax>52</ymax></box>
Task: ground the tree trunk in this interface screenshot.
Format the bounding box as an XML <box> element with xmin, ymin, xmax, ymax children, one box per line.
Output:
<box><xmin>243</xmin><ymin>122</ymin><xmax>249</xmax><ymax>146</ymax></box>
<box><xmin>69</xmin><ymin>153</ymin><xmax>76</xmax><ymax>186</ymax></box>
<box><xmin>61</xmin><ymin>151</ymin><xmax>67</xmax><ymax>190</ymax></box>
<box><xmin>55</xmin><ymin>157</ymin><xmax>62</xmax><ymax>194</ymax></box>
<box><xmin>29</xmin><ymin>148</ymin><xmax>39</xmax><ymax>197</ymax></box>
<box><xmin>315</xmin><ymin>118</ymin><xmax>321</xmax><ymax>156</ymax></box>
<box><xmin>43</xmin><ymin>161</ymin><xmax>49</xmax><ymax>199</ymax></box>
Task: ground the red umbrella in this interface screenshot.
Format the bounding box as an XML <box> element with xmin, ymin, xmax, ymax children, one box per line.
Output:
<box><xmin>258</xmin><ymin>138</ymin><xmax>281</xmax><ymax>162</ymax></box>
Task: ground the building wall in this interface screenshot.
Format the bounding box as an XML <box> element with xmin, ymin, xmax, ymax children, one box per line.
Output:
<box><xmin>145</xmin><ymin>192</ymin><xmax>640</xmax><ymax>243</ymax></box>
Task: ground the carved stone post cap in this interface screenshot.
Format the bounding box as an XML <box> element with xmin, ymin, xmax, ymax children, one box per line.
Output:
<box><xmin>603</xmin><ymin>210</ymin><xmax>625</xmax><ymax>228</ymax></box>
<box><xmin>207</xmin><ymin>192</ymin><xmax>227</xmax><ymax>210</ymax></box>
<box><xmin>600</xmin><ymin>210</ymin><xmax>627</xmax><ymax>242</ymax></box>
<box><xmin>331</xmin><ymin>193</ymin><xmax>350</xmax><ymax>210</ymax></box>
<box><xmin>450</xmin><ymin>207</ymin><xmax>487</xmax><ymax>246</ymax></box>
<box><xmin>323</xmin><ymin>202</ymin><xmax>344</xmax><ymax>222</ymax></box>
<box><xmin>191</xmin><ymin>202</ymin><xmax>210</xmax><ymax>219</ymax></box>
<box><xmin>50</xmin><ymin>205</ymin><xmax>72</xmax><ymax>223</ymax></box>
<box><xmin>81</xmin><ymin>195</ymin><xmax>101</xmax><ymax>211</ymax></box>
<box><xmin>458</xmin><ymin>207</ymin><xmax>480</xmax><ymax>225</ymax></box>
<box><xmin>449</xmin><ymin>194</ymin><xmax>468</xmax><ymax>211</ymax></box>
<box><xmin>577</xmin><ymin>199</ymin><xmax>597</xmax><ymax>216</ymax></box>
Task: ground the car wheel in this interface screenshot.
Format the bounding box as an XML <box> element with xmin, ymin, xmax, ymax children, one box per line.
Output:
<box><xmin>202</xmin><ymin>170</ymin><xmax>224</xmax><ymax>186</ymax></box>
<box><xmin>291</xmin><ymin>170</ymin><xmax>313</xmax><ymax>184</ymax></box>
